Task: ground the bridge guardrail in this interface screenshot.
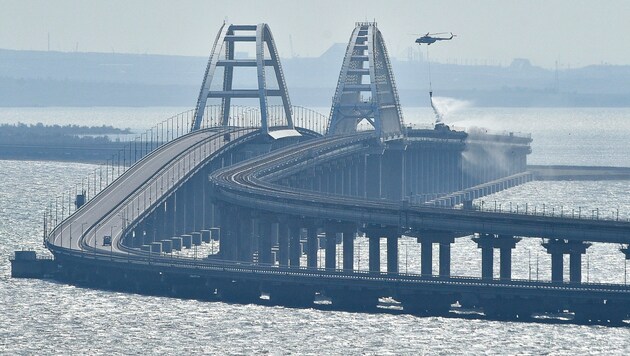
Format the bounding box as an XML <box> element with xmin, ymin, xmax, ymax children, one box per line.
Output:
<box><xmin>48</xmin><ymin>245</ymin><xmax>630</xmax><ymax>294</ymax></box>
<box><xmin>43</xmin><ymin>105</ymin><xmax>328</xmax><ymax>247</ymax></box>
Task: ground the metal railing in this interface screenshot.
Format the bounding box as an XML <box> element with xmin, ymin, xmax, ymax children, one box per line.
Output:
<box><xmin>43</xmin><ymin>105</ymin><xmax>329</xmax><ymax>244</ymax></box>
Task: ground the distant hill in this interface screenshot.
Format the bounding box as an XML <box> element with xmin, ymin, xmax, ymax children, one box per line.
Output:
<box><xmin>1</xmin><ymin>48</ymin><xmax>629</xmax><ymax>107</ymax></box>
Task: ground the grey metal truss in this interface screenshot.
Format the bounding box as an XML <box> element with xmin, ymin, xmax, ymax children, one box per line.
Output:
<box><xmin>327</xmin><ymin>22</ymin><xmax>405</xmax><ymax>142</ymax></box>
<box><xmin>191</xmin><ymin>23</ymin><xmax>295</xmax><ymax>135</ymax></box>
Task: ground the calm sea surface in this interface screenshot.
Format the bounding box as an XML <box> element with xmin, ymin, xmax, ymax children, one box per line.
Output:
<box><xmin>1</xmin><ymin>107</ymin><xmax>630</xmax><ymax>354</ymax></box>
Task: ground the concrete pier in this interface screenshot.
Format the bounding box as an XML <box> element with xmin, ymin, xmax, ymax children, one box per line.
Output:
<box><xmin>201</xmin><ymin>230</ymin><xmax>211</xmax><ymax>243</ymax></box>
<box><xmin>289</xmin><ymin>224</ymin><xmax>301</xmax><ymax>268</ymax></box>
<box><xmin>325</xmin><ymin>227</ymin><xmax>336</xmax><ymax>270</ymax></box>
<box><xmin>543</xmin><ymin>239</ymin><xmax>591</xmax><ymax>283</ymax></box>
<box><xmin>192</xmin><ymin>232</ymin><xmax>202</xmax><ymax>246</ymax></box>
<box><xmin>258</xmin><ymin>220</ymin><xmax>273</xmax><ymax>265</ymax></box>
<box><xmin>368</xmin><ymin>236</ymin><xmax>380</xmax><ymax>273</ymax></box>
<box><xmin>342</xmin><ymin>228</ymin><xmax>355</xmax><ymax>271</ymax></box>
<box><xmin>278</xmin><ymin>223</ymin><xmax>289</xmax><ymax>267</ymax></box>
<box><xmin>387</xmin><ymin>234</ymin><xmax>399</xmax><ymax>274</ymax></box>
<box><xmin>306</xmin><ymin>226</ymin><xmax>318</xmax><ymax>268</ymax></box>
<box><xmin>161</xmin><ymin>239</ymin><xmax>173</xmax><ymax>254</ymax></box>
<box><xmin>473</xmin><ymin>234</ymin><xmax>520</xmax><ymax>280</ymax></box>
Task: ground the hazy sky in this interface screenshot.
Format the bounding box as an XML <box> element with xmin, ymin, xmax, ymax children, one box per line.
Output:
<box><xmin>1</xmin><ymin>0</ymin><xmax>629</xmax><ymax>68</ymax></box>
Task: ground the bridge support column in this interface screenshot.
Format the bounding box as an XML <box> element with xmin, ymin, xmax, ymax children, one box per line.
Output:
<box><xmin>208</xmin><ymin>202</ymin><xmax>216</xmax><ymax>228</ymax></box>
<box><xmin>381</xmin><ymin>150</ymin><xmax>403</xmax><ymax>201</ymax></box>
<box><xmin>497</xmin><ymin>235</ymin><xmax>520</xmax><ymax>280</ymax></box>
<box><xmin>258</xmin><ymin>218</ymin><xmax>273</xmax><ymax>265</ymax></box>
<box><xmin>364</xmin><ymin>154</ymin><xmax>381</xmax><ymax>199</ymax></box>
<box><xmin>416</xmin><ymin>232</ymin><xmax>455</xmax><ymax>277</ymax></box>
<box><xmin>133</xmin><ymin>224</ymin><xmax>144</xmax><ymax>247</ymax></box>
<box><xmin>420</xmin><ymin>240</ymin><xmax>432</xmax><ymax>276</ymax></box>
<box><xmin>363</xmin><ymin>225</ymin><xmax>398</xmax><ymax>274</ymax></box>
<box><xmin>342</xmin><ymin>227</ymin><xmax>355</xmax><ymax>271</ymax></box>
<box><xmin>368</xmin><ymin>236</ymin><xmax>380</xmax><ymax>273</ymax></box>
<box><xmin>289</xmin><ymin>224</ymin><xmax>301</xmax><ymax>268</ymax></box>
<box><xmin>237</xmin><ymin>212</ymin><xmax>253</xmax><ymax>262</ymax></box>
<box><xmin>325</xmin><ymin>226</ymin><xmax>337</xmax><ymax>270</ymax></box>
<box><xmin>473</xmin><ymin>234</ymin><xmax>495</xmax><ymax>280</ymax></box>
<box><xmin>306</xmin><ymin>226</ymin><xmax>318</xmax><ymax>269</ymax></box>
<box><xmin>387</xmin><ymin>234</ymin><xmax>399</xmax><ymax>274</ymax></box>
<box><xmin>183</xmin><ymin>182</ymin><xmax>195</xmax><ymax>233</ymax></box>
<box><xmin>439</xmin><ymin>242</ymin><xmax>451</xmax><ymax>277</ymax></box>
<box><xmin>165</xmin><ymin>195</ymin><xmax>175</xmax><ymax>237</ymax></box>
<box><xmin>550</xmin><ymin>249</ymin><xmax>564</xmax><ymax>283</ymax></box>
<box><xmin>153</xmin><ymin>202</ymin><xmax>166</xmax><ymax>241</ymax></box>
<box><xmin>278</xmin><ymin>222</ymin><xmax>289</xmax><ymax>267</ymax></box>
<box><xmin>355</xmin><ymin>156</ymin><xmax>365</xmax><ymax>197</ymax></box>
<box><xmin>175</xmin><ymin>190</ymin><xmax>186</xmax><ymax>235</ymax></box>
<box><xmin>473</xmin><ymin>233</ymin><xmax>520</xmax><ymax>280</ymax></box>
<box><xmin>569</xmin><ymin>251</ymin><xmax>582</xmax><ymax>283</ymax></box>
<box><xmin>192</xmin><ymin>174</ymin><xmax>204</xmax><ymax>232</ymax></box>
<box><xmin>334</xmin><ymin>164</ymin><xmax>343</xmax><ymax>195</ymax></box>
<box><xmin>543</xmin><ymin>239</ymin><xmax>591</xmax><ymax>283</ymax></box>
<box><xmin>321</xmin><ymin>167</ymin><xmax>330</xmax><ymax>193</ymax></box>
<box><xmin>219</xmin><ymin>205</ymin><xmax>238</xmax><ymax>260</ymax></box>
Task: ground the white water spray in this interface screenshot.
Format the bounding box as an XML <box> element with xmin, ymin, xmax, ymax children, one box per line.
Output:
<box><xmin>430</xmin><ymin>95</ymin><xmax>472</xmax><ymax>125</ymax></box>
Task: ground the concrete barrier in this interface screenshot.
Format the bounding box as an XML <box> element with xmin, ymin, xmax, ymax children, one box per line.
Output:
<box><xmin>192</xmin><ymin>232</ymin><xmax>202</xmax><ymax>246</ymax></box>
<box><xmin>182</xmin><ymin>234</ymin><xmax>192</xmax><ymax>249</ymax></box>
<box><xmin>201</xmin><ymin>230</ymin><xmax>211</xmax><ymax>243</ymax></box>
<box><xmin>162</xmin><ymin>239</ymin><xmax>173</xmax><ymax>253</ymax></box>
<box><xmin>172</xmin><ymin>237</ymin><xmax>183</xmax><ymax>251</ymax></box>
<box><xmin>150</xmin><ymin>242</ymin><xmax>162</xmax><ymax>254</ymax></box>
<box><xmin>210</xmin><ymin>227</ymin><xmax>220</xmax><ymax>241</ymax></box>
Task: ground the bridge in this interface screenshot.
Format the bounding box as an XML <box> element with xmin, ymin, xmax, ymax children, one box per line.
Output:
<box><xmin>27</xmin><ymin>22</ymin><xmax>630</xmax><ymax>324</ymax></box>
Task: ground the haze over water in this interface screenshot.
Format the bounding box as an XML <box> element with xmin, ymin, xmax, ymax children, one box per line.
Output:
<box><xmin>2</xmin><ymin>107</ymin><xmax>630</xmax><ymax>354</ymax></box>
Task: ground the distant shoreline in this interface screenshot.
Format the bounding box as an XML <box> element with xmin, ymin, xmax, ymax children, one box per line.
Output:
<box><xmin>1</xmin><ymin>48</ymin><xmax>629</xmax><ymax>108</ymax></box>
<box><xmin>0</xmin><ymin>123</ymin><xmax>132</xmax><ymax>163</ymax></box>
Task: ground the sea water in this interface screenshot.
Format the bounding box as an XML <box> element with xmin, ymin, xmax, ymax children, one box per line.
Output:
<box><xmin>1</xmin><ymin>107</ymin><xmax>630</xmax><ymax>354</ymax></box>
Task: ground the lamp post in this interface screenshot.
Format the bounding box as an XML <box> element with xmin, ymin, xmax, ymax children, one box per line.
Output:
<box><xmin>528</xmin><ymin>249</ymin><xmax>531</xmax><ymax>281</ymax></box>
<box><xmin>94</xmin><ymin>224</ymin><xmax>98</xmax><ymax>258</ymax></box>
<box><xmin>110</xmin><ymin>225</ymin><xmax>117</xmax><ymax>260</ymax></box>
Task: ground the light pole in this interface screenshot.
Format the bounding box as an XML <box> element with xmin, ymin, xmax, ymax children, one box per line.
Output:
<box><xmin>405</xmin><ymin>241</ymin><xmax>412</xmax><ymax>274</ymax></box>
<box><xmin>528</xmin><ymin>249</ymin><xmax>531</xmax><ymax>280</ymax></box>
<box><xmin>110</xmin><ymin>225</ymin><xmax>117</xmax><ymax>260</ymax></box>
<box><xmin>94</xmin><ymin>225</ymin><xmax>98</xmax><ymax>258</ymax></box>
<box><xmin>81</xmin><ymin>222</ymin><xmax>87</xmax><ymax>253</ymax></box>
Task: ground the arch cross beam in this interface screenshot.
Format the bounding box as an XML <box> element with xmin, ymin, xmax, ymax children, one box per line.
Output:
<box><xmin>327</xmin><ymin>22</ymin><xmax>405</xmax><ymax>142</ymax></box>
<box><xmin>192</xmin><ymin>23</ymin><xmax>297</xmax><ymax>138</ymax></box>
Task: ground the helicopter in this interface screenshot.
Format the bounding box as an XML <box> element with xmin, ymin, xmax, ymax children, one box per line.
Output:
<box><xmin>415</xmin><ymin>32</ymin><xmax>455</xmax><ymax>45</ymax></box>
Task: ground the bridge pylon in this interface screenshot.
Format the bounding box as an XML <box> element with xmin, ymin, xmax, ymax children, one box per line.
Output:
<box><xmin>327</xmin><ymin>22</ymin><xmax>405</xmax><ymax>142</ymax></box>
<box><xmin>191</xmin><ymin>23</ymin><xmax>298</xmax><ymax>138</ymax></box>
